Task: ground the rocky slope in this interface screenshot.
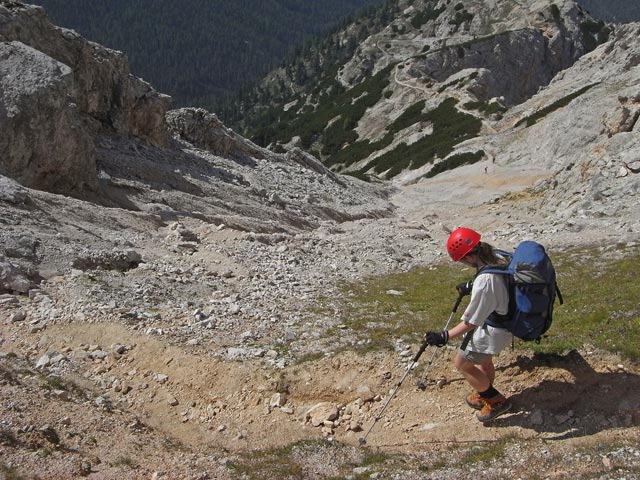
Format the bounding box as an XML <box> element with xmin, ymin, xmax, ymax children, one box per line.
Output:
<box><xmin>0</xmin><ymin>1</ymin><xmax>639</xmax><ymax>479</ymax></box>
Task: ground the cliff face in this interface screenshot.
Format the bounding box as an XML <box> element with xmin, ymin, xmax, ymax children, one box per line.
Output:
<box><xmin>0</xmin><ymin>2</ymin><xmax>170</xmax><ymax>196</ymax></box>
<box><xmin>339</xmin><ymin>0</ymin><xmax>592</xmax><ymax>93</ymax></box>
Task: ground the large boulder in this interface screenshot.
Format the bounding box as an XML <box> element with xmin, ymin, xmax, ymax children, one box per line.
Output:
<box><xmin>0</xmin><ymin>41</ymin><xmax>97</xmax><ymax>194</ymax></box>
<box><xmin>0</xmin><ymin>256</ymin><xmax>34</xmax><ymax>294</ymax></box>
<box><xmin>166</xmin><ymin>107</ymin><xmax>266</xmax><ymax>159</ymax></box>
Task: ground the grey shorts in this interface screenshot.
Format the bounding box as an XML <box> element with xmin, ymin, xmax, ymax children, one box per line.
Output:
<box><xmin>459</xmin><ymin>348</ymin><xmax>493</xmax><ymax>365</ymax></box>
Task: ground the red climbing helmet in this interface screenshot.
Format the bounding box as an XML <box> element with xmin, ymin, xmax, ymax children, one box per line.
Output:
<box><xmin>447</xmin><ymin>227</ymin><xmax>481</xmax><ymax>261</ymax></box>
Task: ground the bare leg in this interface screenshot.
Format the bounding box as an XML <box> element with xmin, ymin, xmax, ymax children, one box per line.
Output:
<box><xmin>478</xmin><ymin>357</ymin><xmax>495</xmax><ymax>386</ymax></box>
<box><xmin>454</xmin><ymin>351</ymin><xmax>494</xmax><ymax>392</ymax></box>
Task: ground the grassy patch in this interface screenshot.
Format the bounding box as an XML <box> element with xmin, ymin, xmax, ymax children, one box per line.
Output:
<box><xmin>229</xmin><ymin>440</ymin><xmax>402</xmax><ymax>480</ymax></box>
<box><xmin>228</xmin><ymin>440</ymin><xmax>319</xmax><ymax>479</ymax></box>
<box><xmin>0</xmin><ymin>464</ymin><xmax>28</xmax><ymax>480</ymax></box>
<box><xmin>330</xmin><ymin>246</ymin><xmax>640</xmax><ymax>359</ymax></box>
<box><xmin>572</xmin><ymin>440</ymin><xmax>640</xmax><ymax>474</ymax></box>
<box><xmin>335</xmin><ymin>262</ymin><xmax>468</xmax><ymax>351</ymax></box>
<box><xmin>459</xmin><ymin>435</ymin><xmax>517</xmax><ymax>465</ymax></box>
<box><xmin>113</xmin><ymin>455</ymin><xmax>139</xmax><ymax>469</ymax></box>
<box><xmin>0</xmin><ymin>364</ymin><xmax>20</xmax><ymax>386</ymax></box>
<box><xmin>41</xmin><ymin>375</ymin><xmax>67</xmax><ymax>391</ymax></box>
<box><xmin>539</xmin><ymin>246</ymin><xmax>640</xmax><ymax>359</ymax></box>
<box><xmin>0</xmin><ymin>429</ymin><xmax>20</xmax><ymax>447</ymax></box>
<box><xmin>359</xmin><ymin>449</ymin><xmax>391</xmax><ymax>466</ymax></box>
<box><xmin>514</xmin><ymin>83</ymin><xmax>599</xmax><ymax>128</ymax></box>
<box><xmin>39</xmin><ymin>374</ymin><xmax>88</xmax><ymax>399</ymax></box>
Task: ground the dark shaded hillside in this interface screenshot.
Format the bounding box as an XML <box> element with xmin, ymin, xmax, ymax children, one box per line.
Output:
<box><xmin>576</xmin><ymin>0</ymin><xmax>640</xmax><ymax>22</ymax></box>
<box><xmin>29</xmin><ymin>0</ymin><xmax>385</xmax><ymax>111</ymax></box>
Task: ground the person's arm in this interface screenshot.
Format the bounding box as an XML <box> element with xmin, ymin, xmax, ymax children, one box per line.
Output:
<box><xmin>425</xmin><ymin>276</ymin><xmax>495</xmax><ymax>346</ymax></box>
<box><xmin>447</xmin><ymin>320</ymin><xmax>475</xmax><ymax>340</ymax></box>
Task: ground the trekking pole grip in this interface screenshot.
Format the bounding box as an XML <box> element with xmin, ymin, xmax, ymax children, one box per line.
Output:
<box><xmin>453</xmin><ymin>293</ymin><xmax>463</xmax><ymax>313</ymax></box>
<box><xmin>412</xmin><ymin>341</ymin><xmax>428</xmax><ymax>363</ymax></box>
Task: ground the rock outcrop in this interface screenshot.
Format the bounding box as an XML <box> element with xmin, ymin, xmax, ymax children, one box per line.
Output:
<box><xmin>0</xmin><ymin>2</ymin><xmax>170</xmax><ymax>196</ymax></box>
<box><xmin>0</xmin><ymin>40</ymin><xmax>97</xmax><ymax>193</ymax></box>
<box><xmin>166</xmin><ymin>108</ymin><xmax>267</xmax><ymax>160</ymax></box>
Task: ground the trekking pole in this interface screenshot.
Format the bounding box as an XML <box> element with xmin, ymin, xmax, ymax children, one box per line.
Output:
<box><xmin>358</xmin><ymin>294</ymin><xmax>464</xmax><ymax>446</ymax></box>
<box><xmin>358</xmin><ymin>339</ymin><xmax>428</xmax><ymax>446</ymax></box>
<box><xmin>416</xmin><ymin>293</ymin><xmax>463</xmax><ymax>390</ymax></box>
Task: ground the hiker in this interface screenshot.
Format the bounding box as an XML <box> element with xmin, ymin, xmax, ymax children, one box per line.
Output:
<box><xmin>424</xmin><ymin>227</ymin><xmax>513</xmax><ymax>422</ymax></box>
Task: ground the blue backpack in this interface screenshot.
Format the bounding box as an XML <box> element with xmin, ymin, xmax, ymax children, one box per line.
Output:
<box><xmin>480</xmin><ymin>241</ymin><xmax>563</xmax><ymax>342</ymax></box>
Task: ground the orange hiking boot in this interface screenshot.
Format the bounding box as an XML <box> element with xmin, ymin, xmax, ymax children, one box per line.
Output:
<box><xmin>476</xmin><ymin>395</ymin><xmax>512</xmax><ymax>422</ymax></box>
<box><xmin>465</xmin><ymin>391</ymin><xmax>483</xmax><ymax>410</ymax></box>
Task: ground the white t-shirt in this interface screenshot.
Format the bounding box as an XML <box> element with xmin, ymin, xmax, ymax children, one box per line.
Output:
<box><xmin>460</xmin><ymin>273</ymin><xmax>512</xmax><ymax>354</ymax></box>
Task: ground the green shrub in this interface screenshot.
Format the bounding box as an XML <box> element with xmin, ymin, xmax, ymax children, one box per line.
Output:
<box><xmin>449</xmin><ymin>10</ymin><xmax>474</xmax><ymax>26</ymax></box>
<box><xmin>326</xmin><ymin>98</ymin><xmax>430</xmax><ymax>168</ymax></box>
<box><xmin>550</xmin><ymin>3</ymin><xmax>563</xmax><ymax>25</ymax></box>
<box><xmin>580</xmin><ymin>19</ymin><xmax>611</xmax><ymax>52</ymax></box>
<box><xmin>388</xmin><ymin>100</ymin><xmax>426</xmax><ymax>133</ymax></box>
<box><xmin>361</xmin><ymin>97</ymin><xmax>482</xmax><ymax>178</ymax></box>
<box><xmin>266</xmin><ymin>65</ymin><xmax>394</xmax><ymax>151</ymax></box>
<box><xmin>425</xmin><ymin>150</ymin><xmax>485</xmax><ymax>178</ymax></box>
<box><xmin>324</xmin><ymin>134</ymin><xmax>392</xmax><ymax>167</ymax></box>
<box><xmin>437</xmin><ymin>70</ymin><xmax>479</xmax><ymax>92</ymax></box>
<box><xmin>515</xmin><ymin>83</ymin><xmax>599</xmax><ymax>128</ymax></box>
<box><xmin>410</xmin><ymin>3</ymin><xmax>446</xmax><ymax>29</ymax></box>
<box><xmin>463</xmin><ymin>100</ymin><xmax>506</xmax><ymax>116</ymax></box>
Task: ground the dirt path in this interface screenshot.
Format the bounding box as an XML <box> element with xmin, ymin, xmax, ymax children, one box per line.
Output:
<box><xmin>6</xmin><ymin>320</ymin><xmax>639</xmax><ymax>450</ymax></box>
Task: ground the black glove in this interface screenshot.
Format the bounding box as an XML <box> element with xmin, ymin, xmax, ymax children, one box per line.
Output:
<box><xmin>456</xmin><ymin>280</ymin><xmax>473</xmax><ymax>297</ymax></box>
<box><xmin>424</xmin><ymin>330</ymin><xmax>449</xmax><ymax>347</ymax></box>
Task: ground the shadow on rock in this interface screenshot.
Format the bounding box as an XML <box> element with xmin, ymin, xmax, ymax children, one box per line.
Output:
<box><xmin>493</xmin><ymin>350</ymin><xmax>640</xmax><ymax>438</ymax></box>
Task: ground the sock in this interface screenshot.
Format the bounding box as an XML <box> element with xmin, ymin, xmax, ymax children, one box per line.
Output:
<box><xmin>478</xmin><ymin>386</ymin><xmax>500</xmax><ymax>399</ymax></box>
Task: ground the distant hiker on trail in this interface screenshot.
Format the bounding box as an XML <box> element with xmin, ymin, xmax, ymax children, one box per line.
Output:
<box><xmin>424</xmin><ymin>227</ymin><xmax>513</xmax><ymax>422</ymax></box>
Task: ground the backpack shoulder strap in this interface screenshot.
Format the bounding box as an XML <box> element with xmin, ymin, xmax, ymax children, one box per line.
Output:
<box><xmin>476</xmin><ymin>263</ymin><xmax>514</xmax><ymax>326</ymax></box>
<box><xmin>476</xmin><ymin>263</ymin><xmax>510</xmax><ymax>277</ymax></box>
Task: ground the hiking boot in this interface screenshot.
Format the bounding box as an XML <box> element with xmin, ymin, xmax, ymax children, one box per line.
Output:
<box><xmin>476</xmin><ymin>395</ymin><xmax>512</xmax><ymax>422</ymax></box>
<box><xmin>465</xmin><ymin>391</ymin><xmax>483</xmax><ymax>410</ymax></box>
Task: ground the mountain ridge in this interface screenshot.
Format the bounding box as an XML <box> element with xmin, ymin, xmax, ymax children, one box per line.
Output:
<box><xmin>237</xmin><ymin>0</ymin><xmax>612</xmax><ymax>181</ymax></box>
